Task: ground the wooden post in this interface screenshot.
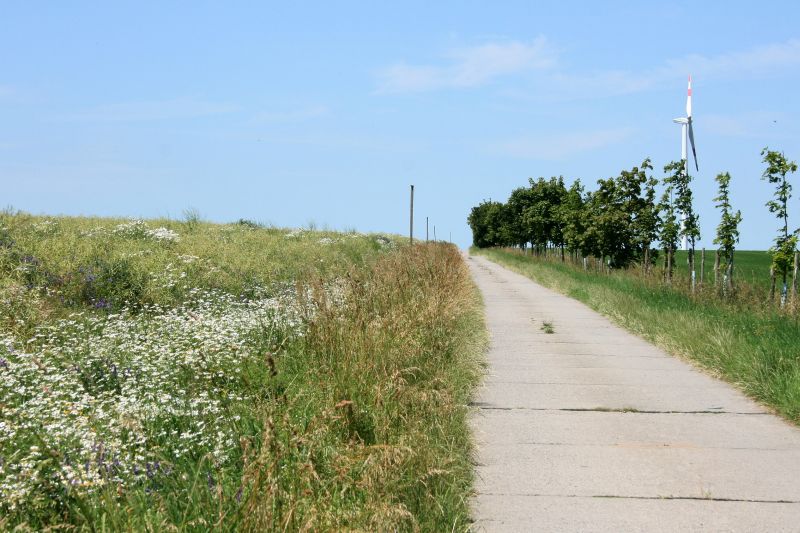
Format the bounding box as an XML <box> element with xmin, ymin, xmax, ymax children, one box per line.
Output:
<box><xmin>426</xmin><ymin>217</ymin><xmax>429</xmax><ymax>242</ymax></box>
<box><xmin>792</xmin><ymin>251</ymin><xmax>799</xmax><ymax>303</ymax></box>
<box><xmin>409</xmin><ymin>185</ymin><xmax>414</xmax><ymax>244</ymax></box>
<box><xmin>714</xmin><ymin>249</ymin><xmax>720</xmax><ymax>289</ymax></box>
<box><xmin>700</xmin><ymin>248</ymin><xmax>705</xmax><ymax>288</ymax></box>
<box><xmin>433</xmin><ymin>226</ymin><xmax>437</xmax><ymax>242</ymax></box>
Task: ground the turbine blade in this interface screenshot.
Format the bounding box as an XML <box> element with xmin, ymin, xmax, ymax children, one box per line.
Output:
<box><xmin>688</xmin><ymin>119</ymin><xmax>698</xmax><ymax>171</ymax></box>
<box><xmin>686</xmin><ymin>75</ymin><xmax>692</xmax><ymax>118</ymax></box>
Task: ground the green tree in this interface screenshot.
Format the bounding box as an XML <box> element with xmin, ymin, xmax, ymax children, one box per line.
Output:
<box><xmin>761</xmin><ymin>148</ymin><xmax>798</xmax><ymax>302</ymax></box>
<box><xmin>620</xmin><ymin>159</ymin><xmax>659</xmax><ymax>271</ymax></box>
<box><xmin>635</xmin><ymin>171</ymin><xmax>660</xmax><ymax>273</ymax></box>
<box><xmin>468</xmin><ymin>200</ymin><xmax>509</xmax><ymax>248</ymax></box>
<box><xmin>664</xmin><ymin>160</ymin><xmax>700</xmax><ymax>289</ymax></box>
<box><xmin>559</xmin><ymin>179</ymin><xmax>586</xmax><ymax>260</ymax></box>
<box><xmin>658</xmin><ymin>180</ymin><xmax>680</xmax><ymax>282</ymax></box>
<box><xmin>582</xmin><ymin>177</ymin><xmax>628</xmax><ymax>268</ymax></box>
<box><xmin>713</xmin><ymin>172</ymin><xmax>742</xmax><ymax>294</ymax></box>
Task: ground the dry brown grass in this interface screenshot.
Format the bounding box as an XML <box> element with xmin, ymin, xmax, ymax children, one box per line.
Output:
<box><xmin>235</xmin><ymin>243</ymin><xmax>485</xmax><ymax>531</ymax></box>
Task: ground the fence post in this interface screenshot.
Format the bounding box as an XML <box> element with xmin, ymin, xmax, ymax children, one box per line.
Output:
<box><xmin>713</xmin><ymin>249</ymin><xmax>720</xmax><ymax>289</ymax></box>
<box><xmin>409</xmin><ymin>185</ymin><xmax>414</xmax><ymax>244</ymax></box>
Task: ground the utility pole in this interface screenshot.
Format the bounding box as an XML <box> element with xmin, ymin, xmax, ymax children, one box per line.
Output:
<box><xmin>426</xmin><ymin>217</ymin><xmax>429</xmax><ymax>242</ymax></box>
<box><xmin>434</xmin><ymin>226</ymin><xmax>437</xmax><ymax>242</ymax></box>
<box><xmin>409</xmin><ymin>185</ymin><xmax>414</xmax><ymax>244</ymax></box>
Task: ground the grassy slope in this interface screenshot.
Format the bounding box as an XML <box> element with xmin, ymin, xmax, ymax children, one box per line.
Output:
<box><xmin>0</xmin><ymin>213</ymin><xmax>485</xmax><ymax>531</ymax></box>
<box><xmin>474</xmin><ymin>248</ymin><xmax>800</xmax><ymax>424</ymax></box>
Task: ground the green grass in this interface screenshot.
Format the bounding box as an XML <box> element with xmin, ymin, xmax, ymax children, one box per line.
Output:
<box><xmin>0</xmin><ymin>212</ymin><xmax>485</xmax><ymax>531</ymax></box>
<box><xmin>475</xmin><ymin>247</ymin><xmax>800</xmax><ymax>424</ymax></box>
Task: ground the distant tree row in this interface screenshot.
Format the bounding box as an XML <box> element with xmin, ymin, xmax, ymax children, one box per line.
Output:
<box><xmin>468</xmin><ymin>149</ymin><xmax>798</xmax><ymax>295</ymax></box>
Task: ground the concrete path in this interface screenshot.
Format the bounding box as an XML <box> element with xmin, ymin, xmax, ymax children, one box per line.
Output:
<box><xmin>467</xmin><ymin>254</ymin><xmax>800</xmax><ymax>532</ymax></box>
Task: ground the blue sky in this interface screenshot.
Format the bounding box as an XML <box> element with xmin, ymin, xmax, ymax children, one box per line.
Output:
<box><xmin>2</xmin><ymin>1</ymin><xmax>800</xmax><ymax>248</ymax></box>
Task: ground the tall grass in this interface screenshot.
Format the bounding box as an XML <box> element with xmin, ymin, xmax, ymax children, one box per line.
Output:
<box><xmin>0</xmin><ymin>212</ymin><xmax>484</xmax><ymax>530</ymax></box>
<box><xmin>475</xmin><ymin>247</ymin><xmax>800</xmax><ymax>424</ymax></box>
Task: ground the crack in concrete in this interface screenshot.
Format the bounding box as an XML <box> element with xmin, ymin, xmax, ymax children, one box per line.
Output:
<box><xmin>471</xmin><ymin>404</ymin><xmax>767</xmax><ymax>415</ymax></box>
<box><xmin>477</xmin><ymin>492</ymin><xmax>800</xmax><ymax>504</ymax></box>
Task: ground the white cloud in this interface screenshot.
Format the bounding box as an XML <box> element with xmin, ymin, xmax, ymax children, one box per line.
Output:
<box><xmin>663</xmin><ymin>39</ymin><xmax>800</xmax><ymax>80</ymax></box>
<box><xmin>547</xmin><ymin>38</ymin><xmax>800</xmax><ymax>101</ymax></box>
<box><xmin>376</xmin><ymin>37</ymin><xmax>556</xmax><ymax>93</ymax></box>
<box><xmin>56</xmin><ymin>97</ymin><xmax>239</xmax><ymax>122</ymax></box>
<box><xmin>491</xmin><ymin>128</ymin><xmax>634</xmax><ymax>160</ymax></box>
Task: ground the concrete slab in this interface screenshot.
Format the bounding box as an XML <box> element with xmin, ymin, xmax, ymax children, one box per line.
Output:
<box><xmin>472</xmin><ymin>495</ymin><xmax>800</xmax><ymax>532</ymax></box>
<box><xmin>467</xmin><ymin>253</ymin><xmax>800</xmax><ymax>531</ymax></box>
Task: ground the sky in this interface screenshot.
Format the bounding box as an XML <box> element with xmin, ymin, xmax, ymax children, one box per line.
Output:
<box><xmin>2</xmin><ymin>1</ymin><xmax>800</xmax><ymax>249</ymax></box>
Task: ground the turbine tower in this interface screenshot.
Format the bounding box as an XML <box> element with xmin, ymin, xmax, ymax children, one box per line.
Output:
<box><xmin>672</xmin><ymin>75</ymin><xmax>698</xmax><ymax>251</ymax></box>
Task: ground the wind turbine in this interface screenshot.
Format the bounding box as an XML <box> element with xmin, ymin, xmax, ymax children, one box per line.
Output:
<box><xmin>672</xmin><ymin>75</ymin><xmax>698</xmax><ymax>250</ymax></box>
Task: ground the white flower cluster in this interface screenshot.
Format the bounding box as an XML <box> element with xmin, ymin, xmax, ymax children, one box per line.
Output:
<box><xmin>146</xmin><ymin>227</ymin><xmax>180</xmax><ymax>243</ymax></box>
<box><xmin>284</xmin><ymin>229</ymin><xmax>304</xmax><ymax>239</ymax></box>
<box><xmin>0</xmin><ymin>288</ymin><xmax>303</xmax><ymax>512</ymax></box>
<box><xmin>80</xmin><ymin>220</ymin><xmax>181</xmax><ymax>243</ymax></box>
<box><xmin>32</xmin><ymin>219</ymin><xmax>59</xmax><ymax>235</ymax></box>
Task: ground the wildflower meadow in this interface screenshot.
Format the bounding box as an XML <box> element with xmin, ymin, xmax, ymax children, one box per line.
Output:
<box><xmin>0</xmin><ymin>212</ymin><xmax>483</xmax><ymax>530</ymax></box>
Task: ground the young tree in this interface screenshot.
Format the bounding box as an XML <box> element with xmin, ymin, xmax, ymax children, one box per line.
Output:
<box><xmin>658</xmin><ymin>180</ymin><xmax>680</xmax><ymax>282</ymax></box>
<box><xmin>761</xmin><ymin>148</ymin><xmax>798</xmax><ymax>304</ymax></box>
<box><xmin>636</xmin><ymin>172</ymin><xmax>660</xmax><ymax>274</ymax></box>
<box><xmin>664</xmin><ymin>160</ymin><xmax>700</xmax><ymax>290</ymax></box>
<box><xmin>713</xmin><ymin>172</ymin><xmax>742</xmax><ymax>295</ymax></box>
<box><xmin>621</xmin><ymin>159</ymin><xmax>659</xmax><ymax>272</ymax></box>
<box><xmin>468</xmin><ymin>200</ymin><xmax>508</xmax><ymax>248</ymax></box>
<box><xmin>583</xmin><ymin>176</ymin><xmax>628</xmax><ymax>268</ymax></box>
<box><xmin>559</xmin><ymin>179</ymin><xmax>586</xmax><ymax>261</ymax></box>
<box><xmin>506</xmin><ymin>186</ymin><xmax>536</xmax><ymax>250</ymax></box>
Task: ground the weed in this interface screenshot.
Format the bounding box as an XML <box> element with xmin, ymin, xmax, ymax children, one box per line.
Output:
<box><xmin>541</xmin><ymin>321</ymin><xmax>555</xmax><ymax>334</ymax></box>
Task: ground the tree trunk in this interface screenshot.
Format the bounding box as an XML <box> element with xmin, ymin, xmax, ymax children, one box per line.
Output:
<box><xmin>689</xmin><ymin>249</ymin><xmax>695</xmax><ymax>293</ymax></box>
<box><xmin>700</xmin><ymin>248</ymin><xmax>705</xmax><ymax>288</ymax></box>
<box><xmin>643</xmin><ymin>245</ymin><xmax>650</xmax><ymax>275</ymax></box>
<box><xmin>770</xmin><ymin>266</ymin><xmax>776</xmax><ymax>302</ymax></box>
<box><xmin>714</xmin><ymin>249</ymin><xmax>720</xmax><ymax>289</ymax></box>
<box><xmin>666</xmin><ymin>247</ymin><xmax>673</xmax><ymax>284</ymax></box>
<box><xmin>792</xmin><ymin>251</ymin><xmax>799</xmax><ymax>304</ymax></box>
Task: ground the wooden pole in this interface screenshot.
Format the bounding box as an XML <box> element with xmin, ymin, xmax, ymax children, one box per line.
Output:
<box><xmin>714</xmin><ymin>249</ymin><xmax>720</xmax><ymax>289</ymax></box>
<box><xmin>426</xmin><ymin>217</ymin><xmax>429</xmax><ymax>242</ymax></box>
<box><xmin>792</xmin><ymin>251</ymin><xmax>799</xmax><ymax>303</ymax></box>
<box><xmin>433</xmin><ymin>226</ymin><xmax>437</xmax><ymax>242</ymax></box>
<box><xmin>409</xmin><ymin>185</ymin><xmax>414</xmax><ymax>244</ymax></box>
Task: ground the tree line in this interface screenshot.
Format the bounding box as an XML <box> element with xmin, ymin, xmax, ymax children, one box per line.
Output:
<box><xmin>468</xmin><ymin>149</ymin><xmax>797</xmax><ymax>295</ymax></box>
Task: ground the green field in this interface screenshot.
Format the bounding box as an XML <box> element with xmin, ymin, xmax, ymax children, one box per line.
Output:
<box><xmin>475</xmin><ymin>247</ymin><xmax>800</xmax><ymax>425</ymax></box>
<box><xmin>0</xmin><ymin>212</ymin><xmax>485</xmax><ymax>531</ymax></box>
<box><xmin>672</xmin><ymin>249</ymin><xmax>774</xmax><ymax>290</ymax></box>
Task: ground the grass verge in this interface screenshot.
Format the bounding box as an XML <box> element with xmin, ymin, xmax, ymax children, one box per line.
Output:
<box><xmin>0</xmin><ymin>213</ymin><xmax>485</xmax><ymax>531</ymax></box>
<box><xmin>474</xmin><ymin>247</ymin><xmax>800</xmax><ymax>424</ymax></box>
